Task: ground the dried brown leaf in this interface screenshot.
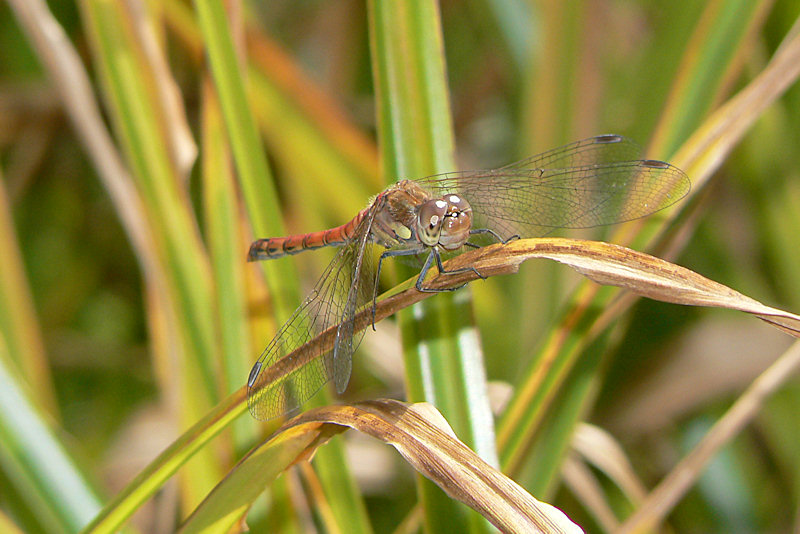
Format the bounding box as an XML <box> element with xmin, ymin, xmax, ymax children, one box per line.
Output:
<box><xmin>183</xmin><ymin>400</ymin><xmax>583</xmax><ymax>533</ymax></box>
<box><xmin>251</xmin><ymin>237</ymin><xmax>800</xmax><ymax>404</ymax></box>
<box><xmin>431</xmin><ymin>239</ymin><xmax>800</xmax><ymax>338</ymax></box>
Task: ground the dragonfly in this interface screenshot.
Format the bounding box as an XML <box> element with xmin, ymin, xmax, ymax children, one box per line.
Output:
<box><xmin>246</xmin><ymin>134</ymin><xmax>690</xmax><ymax>420</ymax></box>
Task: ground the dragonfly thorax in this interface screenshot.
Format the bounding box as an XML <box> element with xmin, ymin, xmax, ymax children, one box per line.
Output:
<box><xmin>415</xmin><ymin>194</ymin><xmax>473</xmax><ymax>250</ymax></box>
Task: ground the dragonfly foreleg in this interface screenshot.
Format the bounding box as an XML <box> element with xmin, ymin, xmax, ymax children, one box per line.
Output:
<box><xmin>372</xmin><ymin>246</ymin><xmax>427</xmax><ymax>330</ymax></box>
<box><xmin>416</xmin><ymin>248</ymin><xmax>485</xmax><ymax>293</ymax></box>
<box><xmin>466</xmin><ymin>228</ymin><xmax>520</xmax><ymax>247</ymax></box>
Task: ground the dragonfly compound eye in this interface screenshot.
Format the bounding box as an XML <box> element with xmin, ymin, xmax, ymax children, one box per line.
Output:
<box><xmin>416</xmin><ymin>199</ymin><xmax>448</xmax><ymax>246</ymax></box>
<box><xmin>439</xmin><ymin>195</ymin><xmax>473</xmax><ymax>250</ymax></box>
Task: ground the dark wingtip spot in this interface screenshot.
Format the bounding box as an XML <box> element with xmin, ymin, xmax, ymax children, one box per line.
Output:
<box><xmin>247</xmin><ymin>361</ymin><xmax>262</xmax><ymax>387</ymax></box>
<box><xmin>642</xmin><ymin>159</ymin><xmax>670</xmax><ymax>169</ymax></box>
<box><xmin>595</xmin><ymin>134</ymin><xmax>623</xmax><ymax>144</ymax></box>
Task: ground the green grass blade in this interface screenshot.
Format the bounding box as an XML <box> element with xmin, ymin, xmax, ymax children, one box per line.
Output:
<box><xmin>80</xmin><ymin>0</ymin><xmax>219</xmax><ymax>401</ymax></box>
<box><xmin>163</xmin><ymin>0</ymin><xmax>379</xmax><ymax>230</ymax></box>
<box><xmin>81</xmin><ymin>391</ymin><xmax>247</xmax><ymax>534</ymax></box>
<box><xmin>191</xmin><ymin>0</ymin><xmax>298</xmax><ymax>321</ymax></box>
<box><xmin>200</xmin><ymin>78</ymin><xmax>257</xmax><ymax>453</ymax></box>
<box><xmin>650</xmin><ymin>0</ymin><xmax>771</xmax><ymax>157</ymax></box>
<box><xmin>192</xmin><ymin>3</ymin><xmax>370</xmax><ymax>531</ymax></box>
<box><xmin>79</xmin><ymin>0</ymin><xmax>226</xmax><ymax>509</ymax></box>
<box><xmin>0</xmin><ymin>344</ymin><xmax>102</xmax><ymax>533</ymax></box>
<box><xmin>178</xmin><ymin>422</ymin><xmax>330</xmax><ymax>534</ymax></box>
<box><xmin>368</xmin><ymin>0</ymin><xmax>496</xmax><ymax>531</ymax></box>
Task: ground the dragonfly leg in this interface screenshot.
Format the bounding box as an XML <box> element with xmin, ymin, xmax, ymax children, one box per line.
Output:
<box><xmin>467</xmin><ymin>228</ymin><xmax>520</xmax><ymax>245</ymax></box>
<box><xmin>372</xmin><ymin>246</ymin><xmax>426</xmax><ymax>330</ymax></box>
<box><xmin>416</xmin><ymin>248</ymin><xmax>485</xmax><ymax>293</ymax></box>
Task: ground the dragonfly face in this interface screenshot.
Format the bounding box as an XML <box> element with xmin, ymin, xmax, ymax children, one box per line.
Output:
<box><xmin>415</xmin><ymin>194</ymin><xmax>473</xmax><ymax>250</ymax></box>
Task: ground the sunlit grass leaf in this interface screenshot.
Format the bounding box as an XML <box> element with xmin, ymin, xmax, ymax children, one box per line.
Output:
<box><xmin>671</xmin><ymin>20</ymin><xmax>800</xmax><ymax>187</ymax></box>
<box><xmin>200</xmin><ymin>77</ymin><xmax>257</xmax><ymax>452</ymax></box>
<box><xmin>368</xmin><ymin>1</ymin><xmax>496</xmax><ymax>529</ymax></box>
<box><xmin>183</xmin><ymin>400</ymin><xmax>582</xmax><ymax>534</ymax></box>
<box><xmin>649</xmin><ymin>0</ymin><xmax>770</xmax><ymax>157</ymax></box>
<box><xmin>0</xmin><ymin>170</ymin><xmax>53</xmax><ymax>413</ymax></box>
<box><xmin>0</xmin><ymin>511</ymin><xmax>24</xmax><ymax>534</ymax></box>
<box><xmin>381</xmin><ymin>238</ymin><xmax>800</xmax><ymax>338</ymax></box>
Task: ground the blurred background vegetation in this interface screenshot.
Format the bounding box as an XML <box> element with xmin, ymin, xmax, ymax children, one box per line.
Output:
<box><xmin>2</xmin><ymin>0</ymin><xmax>800</xmax><ymax>532</ymax></box>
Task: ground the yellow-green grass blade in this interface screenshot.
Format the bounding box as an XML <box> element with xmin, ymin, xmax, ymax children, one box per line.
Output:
<box><xmin>200</xmin><ymin>78</ymin><xmax>257</xmax><ymax>454</ymax></box>
<box><xmin>79</xmin><ymin>0</ymin><xmax>226</xmax><ymax>509</ymax></box>
<box><xmin>178</xmin><ymin>421</ymin><xmax>332</xmax><ymax>534</ymax></box>
<box><xmin>192</xmin><ymin>3</ymin><xmax>370</xmax><ymax>531</ymax></box>
<box><xmin>191</xmin><ymin>0</ymin><xmax>298</xmax><ymax>322</ymax></box>
<box><xmin>79</xmin><ymin>0</ymin><xmax>219</xmax><ymax>401</ymax></box>
<box><xmin>368</xmin><ymin>1</ymin><xmax>497</xmax><ymax>531</ymax></box>
<box><xmin>650</xmin><ymin>0</ymin><xmax>772</xmax><ymax>157</ymax></box>
<box><xmin>0</xmin><ymin>168</ymin><xmax>54</xmax><ymax>415</ymax></box>
<box><xmin>164</xmin><ymin>0</ymin><xmax>379</xmax><ymax>238</ymax></box>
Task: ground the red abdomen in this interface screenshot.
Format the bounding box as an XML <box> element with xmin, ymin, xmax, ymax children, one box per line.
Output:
<box><xmin>248</xmin><ymin>210</ymin><xmax>367</xmax><ymax>261</ymax></box>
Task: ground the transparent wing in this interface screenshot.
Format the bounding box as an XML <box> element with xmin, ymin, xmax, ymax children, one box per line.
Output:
<box><xmin>498</xmin><ymin>134</ymin><xmax>643</xmax><ymax>170</ymax></box>
<box><xmin>418</xmin><ymin>136</ymin><xmax>690</xmax><ymax>241</ymax></box>
<box><xmin>246</xmin><ymin>211</ymin><xmax>377</xmax><ymax>421</ymax></box>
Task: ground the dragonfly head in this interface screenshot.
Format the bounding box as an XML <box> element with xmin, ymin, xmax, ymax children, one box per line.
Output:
<box><xmin>416</xmin><ymin>195</ymin><xmax>473</xmax><ymax>250</ymax></box>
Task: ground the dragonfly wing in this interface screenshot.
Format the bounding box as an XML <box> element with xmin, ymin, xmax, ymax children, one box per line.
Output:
<box><xmin>247</xmin><ymin>211</ymin><xmax>377</xmax><ymax>420</ymax></box>
<box><xmin>332</xmin><ymin>212</ymin><xmax>375</xmax><ymax>394</ymax></box>
<box><xmin>498</xmin><ymin>134</ymin><xmax>644</xmax><ymax>170</ymax></box>
<box><xmin>420</xmin><ymin>160</ymin><xmax>690</xmax><ymax>241</ymax></box>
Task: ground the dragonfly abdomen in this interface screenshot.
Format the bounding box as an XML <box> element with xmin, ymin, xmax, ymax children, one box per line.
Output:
<box><xmin>248</xmin><ymin>209</ymin><xmax>368</xmax><ymax>261</ymax></box>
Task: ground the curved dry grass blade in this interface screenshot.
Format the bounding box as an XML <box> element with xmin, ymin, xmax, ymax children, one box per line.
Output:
<box><xmin>570</xmin><ymin>424</ymin><xmax>647</xmax><ymax>505</ymax></box>
<box><xmin>561</xmin><ymin>455</ymin><xmax>618</xmax><ymax>532</ymax></box>
<box><xmin>562</xmin><ymin>424</ymin><xmax>650</xmax><ymax>531</ymax></box>
<box><xmin>618</xmin><ymin>339</ymin><xmax>800</xmax><ymax>534</ymax></box>
<box><xmin>249</xmin><ymin>237</ymin><xmax>800</xmax><ymax>408</ymax></box>
<box><xmin>182</xmin><ymin>400</ymin><xmax>582</xmax><ymax>534</ymax></box>
<box><xmin>427</xmin><ymin>239</ymin><xmax>800</xmax><ymax>337</ymax></box>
